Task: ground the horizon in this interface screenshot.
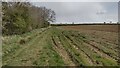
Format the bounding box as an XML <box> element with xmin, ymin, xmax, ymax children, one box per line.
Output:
<box><xmin>51</xmin><ymin>21</ymin><xmax>118</xmax><ymax>24</ymax></box>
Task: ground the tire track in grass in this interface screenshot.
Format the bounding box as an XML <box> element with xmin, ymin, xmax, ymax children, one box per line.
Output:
<box><xmin>89</xmin><ymin>38</ymin><xmax>118</xmax><ymax>60</ymax></box>
<box><xmin>3</xmin><ymin>28</ymin><xmax>49</xmax><ymax>66</ymax></box>
<box><xmin>21</xmin><ymin>31</ymin><xmax>48</xmax><ymax>66</ymax></box>
<box><xmin>56</xmin><ymin>27</ymin><xmax>94</xmax><ymax>66</ymax></box>
<box><xmin>68</xmin><ymin>30</ymin><xmax>115</xmax><ymax>59</ymax></box>
<box><xmin>62</xmin><ymin>32</ymin><xmax>115</xmax><ymax>65</ymax></box>
<box><xmin>61</xmin><ymin>33</ymin><xmax>95</xmax><ymax>66</ymax></box>
<box><xmin>7</xmin><ymin>28</ymin><xmax>52</xmax><ymax>66</ymax></box>
<box><xmin>65</xmin><ymin>31</ymin><xmax>117</xmax><ymax>65</ymax></box>
<box><xmin>97</xmin><ymin>36</ymin><xmax>118</xmax><ymax>46</ymax></box>
<box><xmin>57</xmin><ymin>30</ymin><xmax>94</xmax><ymax>66</ymax></box>
<box><xmin>77</xmin><ymin>29</ymin><xmax>118</xmax><ymax>45</ymax></box>
<box><xmin>3</xmin><ymin>28</ymin><xmax>49</xmax><ymax>59</ymax></box>
<box><xmin>69</xmin><ymin>31</ymin><xmax>118</xmax><ymax>61</ymax></box>
<box><xmin>50</xmin><ymin>28</ymin><xmax>78</xmax><ymax>66</ymax></box>
<box><xmin>90</xmin><ymin>38</ymin><xmax>118</xmax><ymax>53</ymax></box>
<box><xmin>73</xmin><ymin>34</ymin><xmax>118</xmax><ymax>65</ymax></box>
<box><xmin>75</xmin><ymin>36</ymin><xmax>117</xmax><ymax>65</ymax></box>
<box><xmin>84</xmin><ymin>34</ymin><xmax>118</xmax><ymax>54</ymax></box>
<box><xmin>51</xmin><ymin>35</ymin><xmax>75</xmax><ymax>66</ymax></box>
<box><xmin>58</xmin><ymin>27</ymin><xmax>118</xmax><ymax>66</ymax></box>
<box><xmin>31</xmin><ymin>28</ymin><xmax>65</xmax><ymax>66</ymax></box>
<box><xmin>58</xmin><ymin>34</ymin><xmax>82</xmax><ymax>66</ymax></box>
<box><xmin>77</xmin><ymin>32</ymin><xmax>118</xmax><ymax>51</ymax></box>
<box><xmin>2</xmin><ymin>29</ymin><xmax>43</xmax><ymax>59</ymax></box>
<box><xmin>83</xmin><ymin>39</ymin><xmax>117</xmax><ymax>61</ymax></box>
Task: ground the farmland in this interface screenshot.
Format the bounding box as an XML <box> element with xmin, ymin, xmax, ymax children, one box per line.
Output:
<box><xmin>2</xmin><ymin>25</ymin><xmax>119</xmax><ymax>66</ymax></box>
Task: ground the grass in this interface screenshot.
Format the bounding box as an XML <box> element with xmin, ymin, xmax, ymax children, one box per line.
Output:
<box><xmin>2</xmin><ymin>26</ymin><xmax>119</xmax><ymax>66</ymax></box>
<box><xmin>62</xmin><ymin>29</ymin><xmax>118</xmax><ymax>66</ymax></box>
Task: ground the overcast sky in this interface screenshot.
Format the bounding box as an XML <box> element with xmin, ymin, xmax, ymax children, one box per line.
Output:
<box><xmin>31</xmin><ymin>1</ymin><xmax>119</xmax><ymax>24</ymax></box>
<box><xmin>3</xmin><ymin>0</ymin><xmax>119</xmax><ymax>24</ymax></box>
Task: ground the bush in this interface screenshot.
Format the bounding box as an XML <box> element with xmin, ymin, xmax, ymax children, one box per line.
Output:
<box><xmin>2</xmin><ymin>2</ymin><xmax>55</xmax><ymax>35</ymax></box>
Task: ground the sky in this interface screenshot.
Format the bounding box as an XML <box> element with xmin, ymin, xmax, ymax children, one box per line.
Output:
<box><xmin>2</xmin><ymin>0</ymin><xmax>119</xmax><ymax>24</ymax></box>
<box><xmin>31</xmin><ymin>2</ymin><xmax>118</xmax><ymax>24</ymax></box>
<box><xmin>3</xmin><ymin>0</ymin><xmax>120</xmax><ymax>2</ymax></box>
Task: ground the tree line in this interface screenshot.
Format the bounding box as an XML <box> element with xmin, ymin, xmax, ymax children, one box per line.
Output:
<box><xmin>2</xmin><ymin>2</ymin><xmax>55</xmax><ymax>35</ymax></box>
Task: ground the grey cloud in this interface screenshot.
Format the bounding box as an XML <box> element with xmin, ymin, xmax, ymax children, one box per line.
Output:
<box><xmin>31</xmin><ymin>2</ymin><xmax>118</xmax><ymax>23</ymax></box>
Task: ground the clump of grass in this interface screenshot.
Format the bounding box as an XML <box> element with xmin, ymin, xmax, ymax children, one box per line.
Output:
<box><xmin>33</xmin><ymin>61</ymin><xmax>38</xmax><ymax>65</ymax></box>
<box><xmin>19</xmin><ymin>36</ymin><xmax>32</xmax><ymax>45</ymax></box>
<box><xmin>19</xmin><ymin>38</ymin><xmax>26</xmax><ymax>44</ymax></box>
<box><xmin>95</xmin><ymin>60</ymin><xmax>100</xmax><ymax>64</ymax></box>
<box><xmin>26</xmin><ymin>36</ymin><xmax>32</xmax><ymax>41</ymax></box>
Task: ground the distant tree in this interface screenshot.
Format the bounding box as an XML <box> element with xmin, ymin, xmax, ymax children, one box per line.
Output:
<box><xmin>104</xmin><ymin>22</ymin><xmax>106</xmax><ymax>24</ymax></box>
<box><xmin>72</xmin><ymin>22</ymin><xmax>74</xmax><ymax>24</ymax></box>
<box><xmin>117</xmin><ymin>22</ymin><xmax>119</xmax><ymax>24</ymax></box>
<box><xmin>110</xmin><ymin>21</ymin><xmax>112</xmax><ymax>24</ymax></box>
